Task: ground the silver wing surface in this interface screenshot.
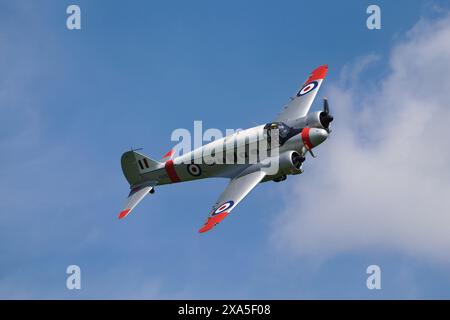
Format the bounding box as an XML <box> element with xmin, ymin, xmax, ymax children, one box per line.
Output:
<box><xmin>198</xmin><ymin>170</ymin><xmax>266</xmax><ymax>233</ymax></box>
<box><xmin>118</xmin><ymin>181</ymin><xmax>157</xmax><ymax>219</ymax></box>
<box><xmin>275</xmin><ymin>65</ymin><xmax>328</xmax><ymax>124</ymax></box>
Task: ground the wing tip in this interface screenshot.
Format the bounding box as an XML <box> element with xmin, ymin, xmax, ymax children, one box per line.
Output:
<box><xmin>118</xmin><ymin>209</ymin><xmax>131</xmax><ymax>219</ymax></box>
<box><xmin>314</xmin><ymin>64</ymin><xmax>328</xmax><ymax>71</ymax></box>
<box><xmin>306</xmin><ymin>65</ymin><xmax>328</xmax><ymax>83</ymax></box>
<box><xmin>198</xmin><ymin>227</ymin><xmax>210</xmax><ymax>233</ymax></box>
<box><xmin>198</xmin><ymin>212</ymin><xmax>229</xmax><ymax>233</ymax></box>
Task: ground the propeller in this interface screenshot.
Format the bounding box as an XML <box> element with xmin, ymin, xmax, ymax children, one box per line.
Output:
<box><xmin>319</xmin><ymin>98</ymin><xmax>334</xmax><ymax>132</ymax></box>
<box><xmin>304</xmin><ymin>145</ymin><xmax>316</xmax><ymax>158</ymax></box>
<box><xmin>291</xmin><ymin>152</ymin><xmax>306</xmax><ymax>169</ymax></box>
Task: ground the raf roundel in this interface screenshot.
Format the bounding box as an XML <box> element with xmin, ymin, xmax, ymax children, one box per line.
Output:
<box><xmin>297</xmin><ymin>81</ymin><xmax>318</xmax><ymax>97</ymax></box>
<box><xmin>212</xmin><ymin>200</ymin><xmax>235</xmax><ymax>216</ymax></box>
<box><xmin>187</xmin><ymin>164</ymin><xmax>202</xmax><ymax>177</ymax></box>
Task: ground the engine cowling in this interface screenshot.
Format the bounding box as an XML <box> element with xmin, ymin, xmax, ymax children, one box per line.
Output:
<box><xmin>278</xmin><ymin>150</ymin><xmax>305</xmax><ymax>176</ymax></box>
<box><xmin>306</xmin><ymin>111</ymin><xmax>326</xmax><ymax>130</ymax></box>
<box><xmin>287</xmin><ymin>98</ymin><xmax>333</xmax><ymax>131</ymax></box>
<box><xmin>301</xmin><ymin>127</ymin><xmax>328</xmax><ymax>150</ymax></box>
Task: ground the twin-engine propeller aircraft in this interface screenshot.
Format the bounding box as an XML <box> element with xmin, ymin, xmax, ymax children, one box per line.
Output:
<box><xmin>119</xmin><ymin>65</ymin><xmax>333</xmax><ymax>233</ymax></box>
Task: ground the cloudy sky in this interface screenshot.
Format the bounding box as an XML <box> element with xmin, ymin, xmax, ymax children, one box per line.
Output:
<box><xmin>1</xmin><ymin>0</ymin><xmax>450</xmax><ymax>299</ymax></box>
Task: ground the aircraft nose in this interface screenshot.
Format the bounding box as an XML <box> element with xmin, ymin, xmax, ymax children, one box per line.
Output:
<box><xmin>308</xmin><ymin>128</ymin><xmax>328</xmax><ymax>147</ymax></box>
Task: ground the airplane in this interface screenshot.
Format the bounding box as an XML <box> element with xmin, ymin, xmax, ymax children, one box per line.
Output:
<box><xmin>118</xmin><ymin>65</ymin><xmax>333</xmax><ymax>233</ymax></box>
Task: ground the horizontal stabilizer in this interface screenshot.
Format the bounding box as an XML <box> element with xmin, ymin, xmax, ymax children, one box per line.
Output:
<box><xmin>118</xmin><ymin>182</ymin><xmax>156</xmax><ymax>219</ymax></box>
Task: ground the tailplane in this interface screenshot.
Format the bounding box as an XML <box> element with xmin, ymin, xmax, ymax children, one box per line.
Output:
<box><xmin>118</xmin><ymin>181</ymin><xmax>157</xmax><ymax>219</ymax></box>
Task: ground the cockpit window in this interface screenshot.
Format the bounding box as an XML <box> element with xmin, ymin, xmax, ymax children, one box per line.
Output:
<box><xmin>264</xmin><ymin>122</ymin><xmax>297</xmax><ymax>146</ymax></box>
<box><xmin>278</xmin><ymin>123</ymin><xmax>289</xmax><ymax>138</ymax></box>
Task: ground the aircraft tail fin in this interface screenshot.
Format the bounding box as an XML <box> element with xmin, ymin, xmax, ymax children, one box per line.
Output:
<box><xmin>121</xmin><ymin>150</ymin><xmax>163</xmax><ymax>186</ymax></box>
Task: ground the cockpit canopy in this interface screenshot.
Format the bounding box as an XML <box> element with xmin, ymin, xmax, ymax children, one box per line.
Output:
<box><xmin>264</xmin><ymin>122</ymin><xmax>299</xmax><ymax>146</ymax></box>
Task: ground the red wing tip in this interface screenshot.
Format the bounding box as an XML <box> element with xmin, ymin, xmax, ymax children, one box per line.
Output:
<box><xmin>313</xmin><ymin>64</ymin><xmax>328</xmax><ymax>72</ymax></box>
<box><xmin>305</xmin><ymin>65</ymin><xmax>328</xmax><ymax>83</ymax></box>
<box><xmin>118</xmin><ymin>209</ymin><xmax>131</xmax><ymax>219</ymax></box>
<box><xmin>198</xmin><ymin>226</ymin><xmax>212</xmax><ymax>233</ymax></box>
<box><xmin>198</xmin><ymin>212</ymin><xmax>229</xmax><ymax>233</ymax></box>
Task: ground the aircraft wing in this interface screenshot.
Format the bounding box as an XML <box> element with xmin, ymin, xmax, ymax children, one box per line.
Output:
<box><xmin>275</xmin><ymin>65</ymin><xmax>328</xmax><ymax>123</ymax></box>
<box><xmin>198</xmin><ymin>170</ymin><xmax>266</xmax><ymax>233</ymax></box>
<box><xmin>118</xmin><ymin>181</ymin><xmax>157</xmax><ymax>219</ymax></box>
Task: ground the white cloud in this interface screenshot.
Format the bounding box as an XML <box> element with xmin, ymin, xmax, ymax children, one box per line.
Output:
<box><xmin>272</xmin><ymin>13</ymin><xmax>450</xmax><ymax>264</ymax></box>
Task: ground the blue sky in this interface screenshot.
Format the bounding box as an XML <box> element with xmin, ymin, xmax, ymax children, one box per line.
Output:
<box><xmin>1</xmin><ymin>0</ymin><xmax>450</xmax><ymax>299</ymax></box>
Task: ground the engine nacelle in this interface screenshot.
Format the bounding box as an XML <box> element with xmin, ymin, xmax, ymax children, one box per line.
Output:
<box><xmin>287</xmin><ymin>111</ymin><xmax>329</xmax><ymax>130</ymax></box>
<box><xmin>278</xmin><ymin>150</ymin><xmax>304</xmax><ymax>176</ymax></box>
<box><xmin>305</xmin><ymin>111</ymin><xmax>327</xmax><ymax>130</ymax></box>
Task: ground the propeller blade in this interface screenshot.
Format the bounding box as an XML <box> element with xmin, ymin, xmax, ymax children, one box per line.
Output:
<box><xmin>304</xmin><ymin>145</ymin><xmax>316</xmax><ymax>158</ymax></box>
<box><xmin>320</xmin><ymin>97</ymin><xmax>333</xmax><ymax>132</ymax></box>
<box><xmin>323</xmin><ymin>98</ymin><xmax>329</xmax><ymax>114</ymax></box>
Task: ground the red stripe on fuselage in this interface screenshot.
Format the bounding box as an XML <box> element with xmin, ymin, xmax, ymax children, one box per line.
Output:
<box><xmin>301</xmin><ymin>127</ymin><xmax>313</xmax><ymax>150</ymax></box>
<box><xmin>165</xmin><ymin>159</ymin><xmax>181</xmax><ymax>183</ymax></box>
